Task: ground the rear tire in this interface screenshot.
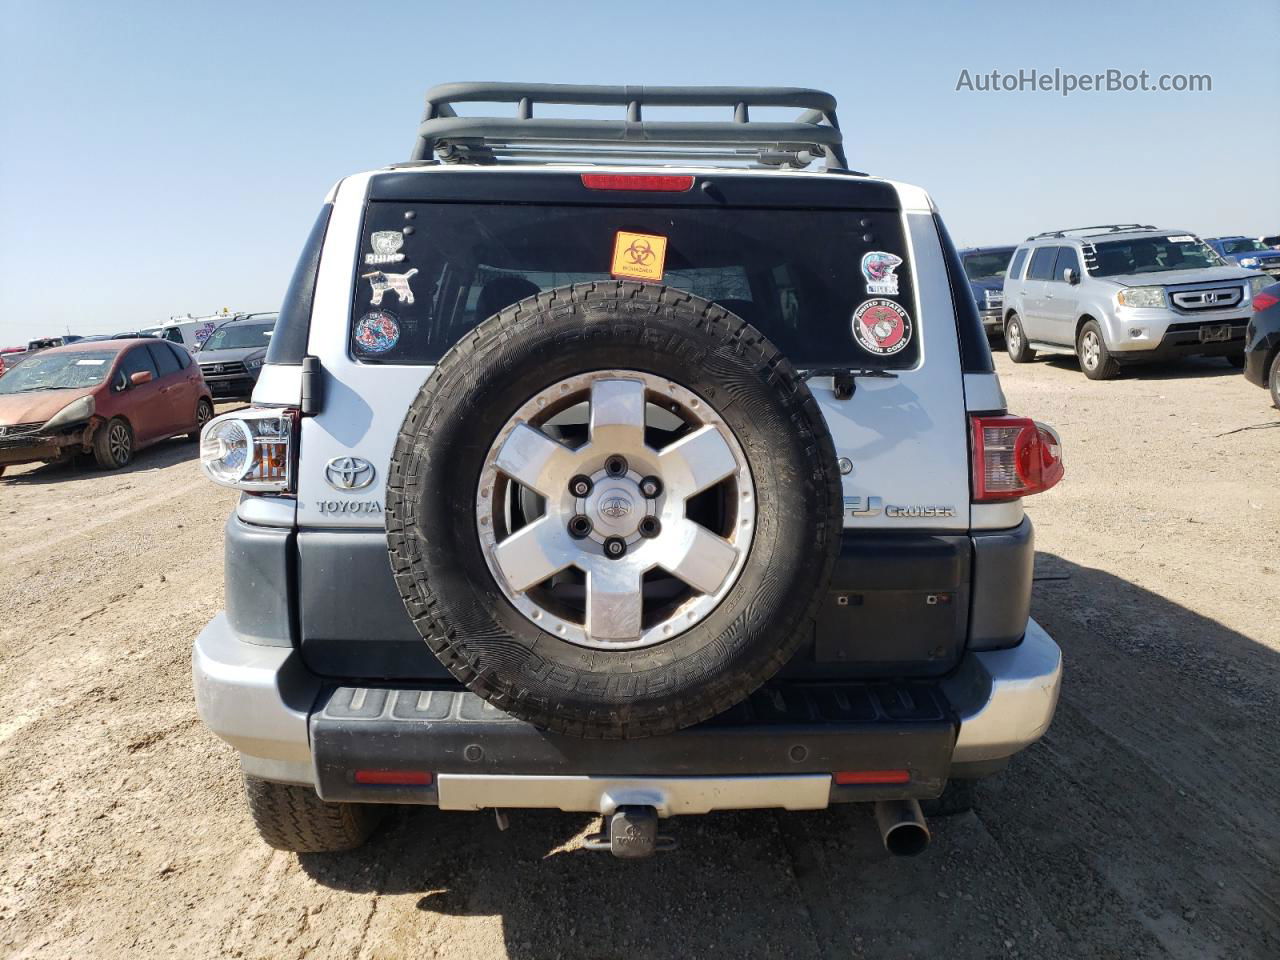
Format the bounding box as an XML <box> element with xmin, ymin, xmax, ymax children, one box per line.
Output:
<box><xmin>1004</xmin><ymin>314</ymin><xmax>1035</xmax><ymax>363</ymax></box>
<box><xmin>242</xmin><ymin>775</ymin><xmax>386</xmax><ymax>853</ymax></box>
<box><xmin>1077</xmin><ymin>320</ymin><xmax>1120</xmax><ymax>380</ymax></box>
<box><xmin>93</xmin><ymin>417</ymin><xmax>133</xmax><ymax>469</ymax></box>
<box><xmin>188</xmin><ymin>398</ymin><xmax>214</xmax><ymax>440</ymax></box>
<box><xmin>1270</xmin><ymin>352</ymin><xmax>1280</xmax><ymax>410</ymax></box>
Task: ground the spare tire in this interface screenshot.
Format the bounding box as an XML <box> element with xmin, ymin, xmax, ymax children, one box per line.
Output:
<box><xmin>386</xmin><ymin>281</ymin><xmax>842</xmax><ymax>738</ymax></box>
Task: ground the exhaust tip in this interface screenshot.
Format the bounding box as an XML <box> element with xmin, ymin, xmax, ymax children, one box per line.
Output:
<box><xmin>883</xmin><ymin>821</ymin><xmax>930</xmax><ymax>857</ymax></box>
<box><xmin>874</xmin><ymin>798</ymin><xmax>931</xmax><ymax>857</ymax></box>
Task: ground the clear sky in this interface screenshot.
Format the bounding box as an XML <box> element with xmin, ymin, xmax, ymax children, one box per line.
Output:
<box><xmin>1</xmin><ymin>0</ymin><xmax>1277</xmax><ymax>342</ymax></box>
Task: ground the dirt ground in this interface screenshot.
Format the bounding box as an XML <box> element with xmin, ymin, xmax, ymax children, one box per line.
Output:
<box><xmin>1</xmin><ymin>356</ymin><xmax>1278</xmax><ymax>960</ymax></box>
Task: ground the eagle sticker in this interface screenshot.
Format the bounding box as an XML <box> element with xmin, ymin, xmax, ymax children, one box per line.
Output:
<box><xmin>611</xmin><ymin>231</ymin><xmax>668</xmax><ymax>282</ymax></box>
<box><xmin>860</xmin><ymin>251</ymin><xmax>903</xmax><ymax>296</ymax></box>
<box><xmin>852</xmin><ymin>299</ymin><xmax>912</xmax><ymax>356</ymax></box>
<box><xmin>354</xmin><ymin>310</ymin><xmax>401</xmax><ymax>355</ymax></box>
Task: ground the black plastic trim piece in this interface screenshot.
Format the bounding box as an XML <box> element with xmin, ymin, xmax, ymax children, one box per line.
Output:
<box><xmin>367</xmin><ymin>169</ymin><xmax>901</xmax><ymax>211</ymax></box>
<box><xmin>266</xmin><ymin>203</ymin><xmax>333</xmax><ymax>366</ymax></box>
<box><xmin>968</xmin><ymin>517</ymin><xmax>1034</xmax><ymax>651</ymax></box>
<box><xmin>312</xmin><ymin>681</ymin><xmax>956</xmax><ymax>804</ymax></box>
<box><xmin>934</xmin><ymin>213</ymin><xmax>996</xmax><ymax>374</ymax></box>
<box><xmin>224</xmin><ymin>515</ymin><xmax>295</xmax><ymax>648</ymax></box>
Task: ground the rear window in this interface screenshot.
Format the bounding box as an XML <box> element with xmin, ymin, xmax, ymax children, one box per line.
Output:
<box><xmin>1026</xmin><ymin>246</ymin><xmax>1058</xmax><ymax>281</ymax></box>
<box><xmin>1007</xmin><ymin>248</ymin><xmax>1028</xmax><ymax>280</ymax></box>
<box><xmin>350</xmin><ymin>202</ymin><xmax>921</xmax><ymax>369</ymax></box>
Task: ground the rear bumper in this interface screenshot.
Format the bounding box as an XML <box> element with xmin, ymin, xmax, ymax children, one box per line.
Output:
<box><xmin>192</xmin><ymin>615</ymin><xmax>1062</xmax><ymax>809</ymax></box>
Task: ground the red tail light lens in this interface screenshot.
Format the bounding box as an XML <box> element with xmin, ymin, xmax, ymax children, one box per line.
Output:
<box><xmin>1254</xmin><ymin>291</ymin><xmax>1279</xmax><ymax>311</ymax></box>
<box><xmin>354</xmin><ymin>770</ymin><xmax>433</xmax><ymax>786</ymax></box>
<box><xmin>971</xmin><ymin>415</ymin><xmax>1063</xmax><ymax>502</ymax></box>
<box><xmin>833</xmin><ymin>770</ymin><xmax>911</xmax><ymax>785</ymax></box>
<box><xmin>580</xmin><ymin>174</ymin><xmax>695</xmax><ymax>192</ymax></box>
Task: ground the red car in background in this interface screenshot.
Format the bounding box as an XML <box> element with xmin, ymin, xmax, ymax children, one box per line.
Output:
<box><xmin>0</xmin><ymin>348</ymin><xmax>27</xmax><ymax>377</ymax></box>
<box><xmin>0</xmin><ymin>339</ymin><xmax>213</xmax><ymax>477</ymax></box>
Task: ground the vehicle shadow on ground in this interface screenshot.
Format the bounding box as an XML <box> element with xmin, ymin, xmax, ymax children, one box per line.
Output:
<box><xmin>1039</xmin><ymin>354</ymin><xmax>1243</xmax><ymax>381</ymax></box>
<box><xmin>0</xmin><ymin>436</ymin><xmax>200</xmax><ymax>486</ymax></box>
<box><xmin>297</xmin><ymin>553</ymin><xmax>1280</xmax><ymax>960</ymax></box>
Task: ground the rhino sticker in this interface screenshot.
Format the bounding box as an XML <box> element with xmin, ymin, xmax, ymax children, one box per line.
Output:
<box><xmin>860</xmin><ymin>250</ymin><xmax>903</xmax><ymax>296</ymax></box>
<box><xmin>363</xmin><ymin>268</ymin><xmax>418</xmax><ymax>306</ymax></box>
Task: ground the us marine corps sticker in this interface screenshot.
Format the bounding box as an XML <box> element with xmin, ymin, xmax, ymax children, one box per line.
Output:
<box><xmin>611</xmin><ymin>231</ymin><xmax>668</xmax><ymax>282</ymax></box>
<box><xmin>363</xmin><ymin>268</ymin><xmax>418</xmax><ymax>306</ymax></box>
<box><xmin>852</xmin><ymin>298</ymin><xmax>912</xmax><ymax>356</ymax></box>
<box><xmin>861</xmin><ymin>251</ymin><xmax>903</xmax><ymax>296</ymax></box>
<box><xmin>354</xmin><ymin>310</ymin><xmax>401</xmax><ymax>354</ymax></box>
<box><xmin>365</xmin><ymin>231</ymin><xmax>406</xmax><ymax>264</ymax></box>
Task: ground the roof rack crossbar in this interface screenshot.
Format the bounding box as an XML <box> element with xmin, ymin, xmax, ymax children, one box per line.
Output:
<box><xmin>409</xmin><ymin>83</ymin><xmax>847</xmax><ymax>170</ymax></box>
<box><xmin>1026</xmin><ymin>223</ymin><xmax>1160</xmax><ymax>240</ymax></box>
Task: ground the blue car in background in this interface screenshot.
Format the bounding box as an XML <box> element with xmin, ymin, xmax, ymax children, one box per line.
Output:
<box><xmin>959</xmin><ymin>246</ymin><xmax>1017</xmax><ymax>336</ymax></box>
<box><xmin>1204</xmin><ymin>236</ymin><xmax>1280</xmax><ymax>282</ymax></box>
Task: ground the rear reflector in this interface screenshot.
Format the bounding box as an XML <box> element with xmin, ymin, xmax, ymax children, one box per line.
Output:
<box><xmin>581</xmin><ymin>174</ymin><xmax>695</xmax><ymax>192</ymax></box>
<box><xmin>833</xmin><ymin>770</ymin><xmax>911</xmax><ymax>785</ymax></box>
<box><xmin>354</xmin><ymin>770</ymin><xmax>433</xmax><ymax>786</ymax></box>
<box><xmin>970</xmin><ymin>414</ymin><xmax>1064</xmax><ymax>502</ymax></box>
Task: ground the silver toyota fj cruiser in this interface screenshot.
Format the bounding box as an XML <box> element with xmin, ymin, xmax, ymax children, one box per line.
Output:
<box><xmin>193</xmin><ymin>83</ymin><xmax>1065</xmax><ymax>859</ymax></box>
<box><xmin>1001</xmin><ymin>224</ymin><xmax>1270</xmax><ymax>379</ymax></box>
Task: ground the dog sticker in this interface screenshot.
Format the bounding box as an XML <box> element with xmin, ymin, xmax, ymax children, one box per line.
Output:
<box><xmin>363</xmin><ymin>268</ymin><xmax>418</xmax><ymax>306</ymax></box>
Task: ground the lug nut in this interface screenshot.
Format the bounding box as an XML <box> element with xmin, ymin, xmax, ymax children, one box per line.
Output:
<box><xmin>638</xmin><ymin>516</ymin><xmax>661</xmax><ymax>538</ymax></box>
<box><xmin>639</xmin><ymin>475</ymin><xmax>662</xmax><ymax>498</ymax></box>
<box><xmin>603</xmin><ymin>537</ymin><xmax>627</xmax><ymax>558</ymax></box>
<box><xmin>568</xmin><ymin>515</ymin><xmax>593</xmax><ymax>539</ymax></box>
<box><xmin>605</xmin><ymin>455</ymin><xmax>628</xmax><ymax>477</ymax></box>
<box><xmin>569</xmin><ymin>475</ymin><xmax>593</xmax><ymax>497</ymax></box>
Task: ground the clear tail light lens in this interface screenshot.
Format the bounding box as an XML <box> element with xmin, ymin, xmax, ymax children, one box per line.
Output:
<box><xmin>971</xmin><ymin>415</ymin><xmax>1063</xmax><ymax>502</ymax></box>
<box><xmin>200</xmin><ymin>407</ymin><xmax>297</xmax><ymax>492</ymax></box>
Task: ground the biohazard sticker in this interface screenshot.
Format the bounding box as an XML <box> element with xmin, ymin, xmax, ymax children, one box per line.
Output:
<box><xmin>861</xmin><ymin>251</ymin><xmax>903</xmax><ymax>296</ymax></box>
<box><xmin>852</xmin><ymin>299</ymin><xmax>912</xmax><ymax>356</ymax></box>
<box><xmin>363</xmin><ymin>268</ymin><xmax>418</xmax><ymax>306</ymax></box>
<box><xmin>365</xmin><ymin>231</ymin><xmax>406</xmax><ymax>264</ymax></box>
<box><xmin>611</xmin><ymin>231</ymin><xmax>668</xmax><ymax>282</ymax></box>
<box><xmin>354</xmin><ymin>310</ymin><xmax>401</xmax><ymax>354</ymax></box>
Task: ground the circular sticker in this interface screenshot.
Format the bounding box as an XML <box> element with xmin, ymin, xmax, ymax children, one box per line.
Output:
<box><xmin>354</xmin><ymin>310</ymin><xmax>401</xmax><ymax>355</ymax></box>
<box><xmin>852</xmin><ymin>299</ymin><xmax>912</xmax><ymax>356</ymax></box>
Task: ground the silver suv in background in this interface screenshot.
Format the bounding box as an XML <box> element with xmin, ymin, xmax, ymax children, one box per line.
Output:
<box><xmin>1001</xmin><ymin>225</ymin><xmax>1270</xmax><ymax>379</ymax></box>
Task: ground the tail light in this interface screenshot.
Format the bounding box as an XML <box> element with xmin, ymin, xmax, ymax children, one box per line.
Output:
<box><xmin>580</xmin><ymin>174</ymin><xmax>695</xmax><ymax>192</ymax></box>
<box><xmin>970</xmin><ymin>415</ymin><xmax>1063</xmax><ymax>502</ymax></box>
<box><xmin>200</xmin><ymin>407</ymin><xmax>297</xmax><ymax>492</ymax></box>
<box><xmin>1254</xmin><ymin>291</ymin><xmax>1279</xmax><ymax>311</ymax></box>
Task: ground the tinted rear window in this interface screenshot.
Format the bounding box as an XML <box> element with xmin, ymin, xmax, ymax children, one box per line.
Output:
<box><xmin>350</xmin><ymin>202</ymin><xmax>921</xmax><ymax>369</ymax></box>
<box><xmin>1007</xmin><ymin>248</ymin><xmax>1028</xmax><ymax>280</ymax></box>
<box><xmin>1026</xmin><ymin>246</ymin><xmax>1058</xmax><ymax>281</ymax></box>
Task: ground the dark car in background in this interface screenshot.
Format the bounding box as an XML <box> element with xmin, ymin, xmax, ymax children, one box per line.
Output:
<box><xmin>1205</xmin><ymin>237</ymin><xmax>1280</xmax><ymax>280</ymax></box>
<box><xmin>1244</xmin><ymin>280</ymin><xmax>1280</xmax><ymax>409</ymax></box>
<box><xmin>959</xmin><ymin>246</ymin><xmax>1017</xmax><ymax>336</ymax></box>
<box><xmin>194</xmin><ymin>313</ymin><xmax>277</xmax><ymax>400</ymax></box>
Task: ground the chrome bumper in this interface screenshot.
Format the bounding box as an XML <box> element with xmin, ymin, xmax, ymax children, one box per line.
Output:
<box><xmin>192</xmin><ymin>615</ymin><xmax>1063</xmax><ymax>797</ymax></box>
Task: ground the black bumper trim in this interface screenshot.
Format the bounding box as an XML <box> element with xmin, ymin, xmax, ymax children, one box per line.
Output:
<box><xmin>312</xmin><ymin>682</ymin><xmax>957</xmax><ymax>804</ymax></box>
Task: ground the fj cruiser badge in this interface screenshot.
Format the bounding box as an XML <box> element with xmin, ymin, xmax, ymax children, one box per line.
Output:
<box><xmin>363</xmin><ymin>268</ymin><xmax>418</xmax><ymax>306</ymax></box>
<box><xmin>354</xmin><ymin>311</ymin><xmax>401</xmax><ymax>354</ymax></box>
<box><xmin>365</xmin><ymin>231</ymin><xmax>406</xmax><ymax>264</ymax></box>
<box><xmin>611</xmin><ymin>231</ymin><xmax>668</xmax><ymax>282</ymax></box>
<box><xmin>852</xmin><ymin>299</ymin><xmax>912</xmax><ymax>356</ymax></box>
<box><xmin>861</xmin><ymin>251</ymin><xmax>903</xmax><ymax>295</ymax></box>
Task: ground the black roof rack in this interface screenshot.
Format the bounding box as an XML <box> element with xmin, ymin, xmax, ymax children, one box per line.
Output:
<box><xmin>1026</xmin><ymin>224</ymin><xmax>1159</xmax><ymax>240</ymax></box>
<box><xmin>406</xmin><ymin>83</ymin><xmax>848</xmax><ymax>170</ymax></box>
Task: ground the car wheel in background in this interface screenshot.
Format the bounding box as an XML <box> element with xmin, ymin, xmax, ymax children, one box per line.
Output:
<box><xmin>93</xmin><ymin>417</ymin><xmax>133</xmax><ymax>469</ymax></box>
<box><xmin>1005</xmin><ymin>314</ymin><xmax>1035</xmax><ymax>363</ymax></box>
<box><xmin>1077</xmin><ymin>320</ymin><xmax>1120</xmax><ymax>380</ymax></box>
<box><xmin>189</xmin><ymin>398</ymin><xmax>214</xmax><ymax>440</ymax></box>
<box><xmin>1270</xmin><ymin>352</ymin><xmax>1280</xmax><ymax>410</ymax></box>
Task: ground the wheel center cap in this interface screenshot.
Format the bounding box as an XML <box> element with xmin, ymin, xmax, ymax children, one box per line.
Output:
<box><xmin>587</xmin><ymin>481</ymin><xmax>642</xmax><ymax>536</ymax></box>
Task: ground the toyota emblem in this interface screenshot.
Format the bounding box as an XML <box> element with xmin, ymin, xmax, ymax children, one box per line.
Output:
<box><xmin>324</xmin><ymin>456</ymin><xmax>376</xmax><ymax>491</ymax></box>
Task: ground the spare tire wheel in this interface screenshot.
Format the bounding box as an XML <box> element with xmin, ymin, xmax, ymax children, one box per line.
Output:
<box><xmin>386</xmin><ymin>282</ymin><xmax>842</xmax><ymax>738</ymax></box>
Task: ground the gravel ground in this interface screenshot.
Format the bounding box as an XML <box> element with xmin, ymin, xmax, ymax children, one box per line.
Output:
<box><xmin>1</xmin><ymin>358</ymin><xmax>1278</xmax><ymax>960</ymax></box>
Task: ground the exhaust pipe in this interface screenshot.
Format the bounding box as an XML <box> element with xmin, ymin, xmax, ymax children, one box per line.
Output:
<box><xmin>874</xmin><ymin>798</ymin><xmax>930</xmax><ymax>857</ymax></box>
